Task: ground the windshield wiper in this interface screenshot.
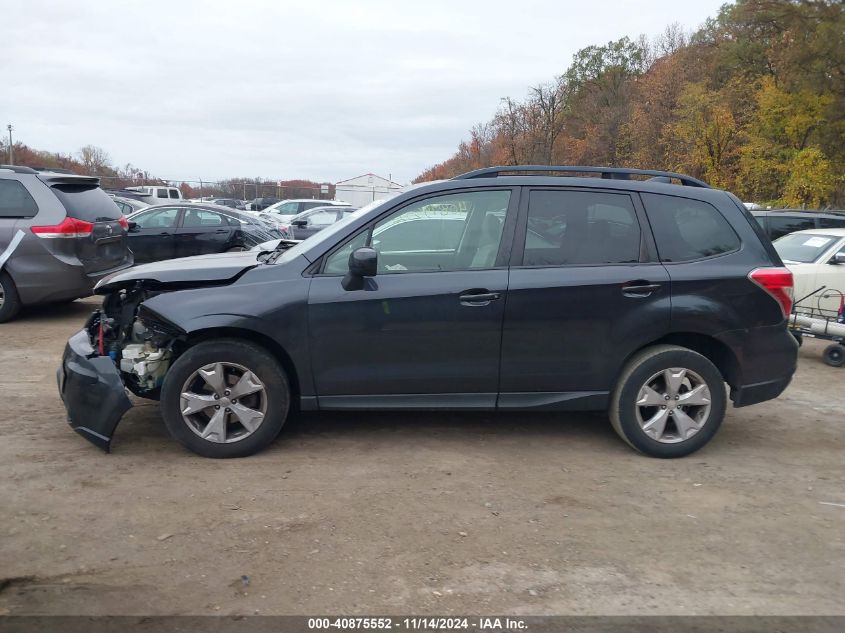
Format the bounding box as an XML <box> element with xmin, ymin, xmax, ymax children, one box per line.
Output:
<box><xmin>258</xmin><ymin>239</ymin><xmax>300</xmax><ymax>263</ymax></box>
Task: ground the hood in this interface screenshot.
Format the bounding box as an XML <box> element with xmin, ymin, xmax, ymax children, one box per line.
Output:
<box><xmin>96</xmin><ymin>251</ymin><xmax>261</xmax><ymax>292</ymax></box>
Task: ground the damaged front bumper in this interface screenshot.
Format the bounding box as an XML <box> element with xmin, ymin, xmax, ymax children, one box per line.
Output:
<box><xmin>57</xmin><ymin>329</ymin><xmax>132</xmax><ymax>452</ymax></box>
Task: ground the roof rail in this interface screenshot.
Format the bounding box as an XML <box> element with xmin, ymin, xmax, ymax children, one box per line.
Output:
<box><xmin>0</xmin><ymin>164</ymin><xmax>38</xmax><ymax>174</ymax></box>
<box><xmin>453</xmin><ymin>165</ymin><xmax>711</xmax><ymax>188</ymax></box>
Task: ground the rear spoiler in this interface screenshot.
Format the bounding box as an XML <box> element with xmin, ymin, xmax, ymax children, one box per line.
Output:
<box><xmin>37</xmin><ymin>173</ymin><xmax>100</xmax><ymax>187</ymax></box>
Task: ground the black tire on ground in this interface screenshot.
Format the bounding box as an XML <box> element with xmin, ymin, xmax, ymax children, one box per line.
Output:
<box><xmin>0</xmin><ymin>271</ymin><xmax>22</xmax><ymax>323</ymax></box>
<box><xmin>160</xmin><ymin>339</ymin><xmax>290</xmax><ymax>458</ymax></box>
<box><xmin>609</xmin><ymin>344</ymin><xmax>727</xmax><ymax>458</ymax></box>
<box><xmin>791</xmin><ymin>331</ymin><xmax>803</xmax><ymax>348</ymax></box>
<box><xmin>822</xmin><ymin>344</ymin><xmax>845</xmax><ymax>368</ymax></box>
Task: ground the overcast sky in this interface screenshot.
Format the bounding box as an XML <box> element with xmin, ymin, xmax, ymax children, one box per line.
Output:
<box><xmin>3</xmin><ymin>0</ymin><xmax>725</xmax><ymax>185</ymax></box>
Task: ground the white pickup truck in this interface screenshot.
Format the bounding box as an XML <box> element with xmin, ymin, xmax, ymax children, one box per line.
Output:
<box><xmin>124</xmin><ymin>185</ymin><xmax>183</xmax><ymax>205</ymax></box>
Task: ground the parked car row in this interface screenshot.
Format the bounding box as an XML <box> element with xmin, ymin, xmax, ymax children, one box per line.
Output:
<box><xmin>125</xmin><ymin>203</ymin><xmax>287</xmax><ymax>264</ymax></box>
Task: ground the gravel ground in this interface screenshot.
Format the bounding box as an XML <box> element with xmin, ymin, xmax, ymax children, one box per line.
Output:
<box><xmin>0</xmin><ymin>297</ymin><xmax>843</xmax><ymax>615</ymax></box>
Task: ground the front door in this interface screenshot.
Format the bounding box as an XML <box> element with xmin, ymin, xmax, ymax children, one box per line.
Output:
<box><xmin>498</xmin><ymin>188</ymin><xmax>670</xmax><ymax>408</ymax></box>
<box><xmin>307</xmin><ymin>189</ymin><xmax>517</xmax><ymax>407</ymax></box>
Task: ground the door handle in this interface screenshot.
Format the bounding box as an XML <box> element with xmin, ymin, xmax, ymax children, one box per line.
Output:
<box><xmin>459</xmin><ymin>290</ymin><xmax>501</xmax><ymax>306</ymax></box>
<box><xmin>622</xmin><ymin>282</ymin><xmax>661</xmax><ymax>297</ymax></box>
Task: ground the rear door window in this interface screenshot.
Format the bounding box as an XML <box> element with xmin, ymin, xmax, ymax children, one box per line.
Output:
<box><xmin>0</xmin><ymin>179</ymin><xmax>39</xmax><ymax>218</ymax></box>
<box><xmin>305</xmin><ymin>209</ymin><xmax>339</xmax><ymax>227</ymax></box>
<box><xmin>641</xmin><ymin>194</ymin><xmax>740</xmax><ymax>262</ymax></box>
<box><xmin>157</xmin><ymin>189</ymin><xmax>169</xmax><ymax>198</ymax></box>
<box><xmin>521</xmin><ymin>190</ymin><xmax>641</xmax><ymax>266</ymax></box>
<box><xmin>182</xmin><ymin>209</ymin><xmax>225</xmax><ymax>227</ymax></box>
<box><xmin>51</xmin><ymin>184</ymin><xmax>122</xmax><ymax>222</ymax></box>
<box><xmin>767</xmin><ymin>215</ymin><xmax>816</xmax><ymax>240</ymax></box>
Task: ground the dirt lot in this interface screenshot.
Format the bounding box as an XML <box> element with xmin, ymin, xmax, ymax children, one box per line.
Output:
<box><xmin>0</xmin><ymin>296</ymin><xmax>843</xmax><ymax>616</ymax></box>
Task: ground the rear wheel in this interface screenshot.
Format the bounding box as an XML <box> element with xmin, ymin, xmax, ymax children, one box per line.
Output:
<box><xmin>822</xmin><ymin>344</ymin><xmax>845</xmax><ymax>368</ymax></box>
<box><xmin>0</xmin><ymin>271</ymin><xmax>22</xmax><ymax>323</ymax></box>
<box><xmin>160</xmin><ymin>339</ymin><xmax>290</xmax><ymax>457</ymax></box>
<box><xmin>610</xmin><ymin>345</ymin><xmax>727</xmax><ymax>458</ymax></box>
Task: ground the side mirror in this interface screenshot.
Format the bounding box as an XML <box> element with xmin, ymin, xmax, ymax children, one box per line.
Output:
<box><xmin>291</xmin><ymin>219</ymin><xmax>307</xmax><ymax>228</ymax></box>
<box><xmin>832</xmin><ymin>252</ymin><xmax>845</xmax><ymax>265</ymax></box>
<box><xmin>128</xmin><ymin>221</ymin><xmax>139</xmax><ymax>232</ymax></box>
<box><xmin>342</xmin><ymin>247</ymin><xmax>378</xmax><ymax>290</ymax></box>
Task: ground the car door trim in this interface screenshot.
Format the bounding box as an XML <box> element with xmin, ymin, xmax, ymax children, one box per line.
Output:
<box><xmin>318</xmin><ymin>393</ymin><xmax>497</xmax><ymax>409</ymax></box>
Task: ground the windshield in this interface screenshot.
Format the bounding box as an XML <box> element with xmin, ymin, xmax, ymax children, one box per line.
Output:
<box><xmin>774</xmin><ymin>233</ymin><xmax>841</xmax><ymax>263</ymax></box>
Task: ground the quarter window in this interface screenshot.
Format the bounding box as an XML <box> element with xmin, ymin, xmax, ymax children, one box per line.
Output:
<box><xmin>0</xmin><ymin>180</ymin><xmax>38</xmax><ymax>218</ymax></box>
<box><xmin>522</xmin><ymin>190</ymin><xmax>641</xmax><ymax>266</ymax></box>
<box><xmin>642</xmin><ymin>194</ymin><xmax>740</xmax><ymax>262</ymax></box>
<box><xmin>169</xmin><ymin>189</ymin><xmax>180</xmax><ymax>199</ymax></box>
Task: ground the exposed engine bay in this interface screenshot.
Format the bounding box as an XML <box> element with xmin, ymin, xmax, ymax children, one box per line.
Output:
<box><xmin>86</xmin><ymin>284</ymin><xmax>183</xmax><ymax>399</ymax></box>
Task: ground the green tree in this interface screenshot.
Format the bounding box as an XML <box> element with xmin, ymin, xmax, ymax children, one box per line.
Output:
<box><xmin>783</xmin><ymin>148</ymin><xmax>836</xmax><ymax>208</ymax></box>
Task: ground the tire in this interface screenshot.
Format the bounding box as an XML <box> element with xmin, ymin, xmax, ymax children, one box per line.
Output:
<box><xmin>822</xmin><ymin>344</ymin><xmax>845</xmax><ymax>368</ymax></box>
<box><xmin>609</xmin><ymin>344</ymin><xmax>727</xmax><ymax>458</ymax></box>
<box><xmin>160</xmin><ymin>339</ymin><xmax>290</xmax><ymax>458</ymax></box>
<box><xmin>0</xmin><ymin>271</ymin><xmax>22</xmax><ymax>323</ymax></box>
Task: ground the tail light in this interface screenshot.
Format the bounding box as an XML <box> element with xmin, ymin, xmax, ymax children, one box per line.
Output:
<box><xmin>118</xmin><ymin>215</ymin><xmax>129</xmax><ymax>230</ymax></box>
<box><xmin>749</xmin><ymin>267</ymin><xmax>794</xmax><ymax>318</ymax></box>
<box><xmin>31</xmin><ymin>217</ymin><xmax>94</xmax><ymax>239</ymax></box>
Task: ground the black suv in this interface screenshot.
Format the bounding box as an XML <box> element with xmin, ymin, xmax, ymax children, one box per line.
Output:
<box><xmin>58</xmin><ymin>166</ymin><xmax>798</xmax><ymax>458</ymax></box>
<box><xmin>751</xmin><ymin>209</ymin><xmax>845</xmax><ymax>241</ymax></box>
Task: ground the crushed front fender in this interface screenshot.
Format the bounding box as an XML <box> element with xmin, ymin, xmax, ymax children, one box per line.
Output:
<box><xmin>57</xmin><ymin>329</ymin><xmax>132</xmax><ymax>452</ymax></box>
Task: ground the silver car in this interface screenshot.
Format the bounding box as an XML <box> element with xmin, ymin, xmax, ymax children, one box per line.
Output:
<box><xmin>0</xmin><ymin>165</ymin><xmax>133</xmax><ymax>322</ymax></box>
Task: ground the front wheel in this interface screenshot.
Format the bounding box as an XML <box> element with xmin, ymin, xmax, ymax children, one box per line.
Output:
<box><xmin>822</xmin><ymin>344</ymin><xmax>845</xmax><ymax>368</ymax></box>
<box><xmin>610</xmin><ymin>345</ymin><xmax>727</xmax><ymax>458</ymax></box>
<box><xmin>160</xmin><ymin>339</ymin><xmax>290</xmax><ymax>457</ymax></box>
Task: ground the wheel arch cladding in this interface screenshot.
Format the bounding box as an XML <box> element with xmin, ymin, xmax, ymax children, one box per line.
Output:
<box><xmin>181</xmin><ymin>327</ymin><xmax>301</xmax><ymax>401</ymax></box>
<box><xmin>621</xmin><ymin>332</ymin><xmax>740</xmax><ymax>390</ymax></box>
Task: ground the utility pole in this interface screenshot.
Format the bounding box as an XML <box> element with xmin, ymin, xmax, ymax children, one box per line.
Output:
<box><xmin>6</xmin><ymin>124</ymin><xmax>13</xmax><ymax>165</ymax></box>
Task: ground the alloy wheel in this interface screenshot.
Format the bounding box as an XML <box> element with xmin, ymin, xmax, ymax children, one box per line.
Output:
<box><xmin>634</xmin><ymin>367</ymin><xmax>712</xmax><ymax>443</ymax></box>
<box><xmin>180</xmin><ymin>362</ymin><xmax>267</xmax><ymax>443</ymax></box>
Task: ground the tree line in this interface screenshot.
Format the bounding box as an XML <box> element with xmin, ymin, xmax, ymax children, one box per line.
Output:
<box><xmin>414</xmin><ymin>0</ymin><xmax>845</xmax><ymax>208</ymax></box>
<box><xmin>0</xmin><ymin>141</ymin><xmax>334</xmax><ymax>200</ymax></box>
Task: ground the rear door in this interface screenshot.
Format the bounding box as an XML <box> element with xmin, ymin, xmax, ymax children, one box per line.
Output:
<box><xmin>126</xmin><ymin>207</ymin><xmax>180</xmax><ymax>263</ymax></box>
<box><xmin>498</xmin><ymin>188</ymin><xmax>670</xmax><ymax>408</ymax></box>
<box><xmin>47</xmin><ymin>179</ymin><xmax>131</xmax><ymax>274</ymax></box>
<box><xmin>176</xmin><ymin>208</ymin><xmax>234</xmax><ymax>256</ymax></box>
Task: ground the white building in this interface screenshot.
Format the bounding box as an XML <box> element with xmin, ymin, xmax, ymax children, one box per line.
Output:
<box><xmin>335</xmin><ymin>173</ymin><xmax>403</xmax><ymax>207</ymax></box>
